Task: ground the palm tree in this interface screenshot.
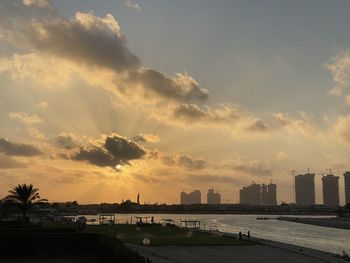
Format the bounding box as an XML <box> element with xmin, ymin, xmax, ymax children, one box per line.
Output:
<box><xmin>5</xmin><ymin>184</ymin><xmax>47</xmax><ymax>224</ymax></box>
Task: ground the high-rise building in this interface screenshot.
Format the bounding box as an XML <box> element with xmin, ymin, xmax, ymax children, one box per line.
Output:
<box><xmin>180</xmin><ymin>190</ymin><xmax>201</xmax><ymax>204</ymax></box>
<box><xmin>207</xmin><ymin>189</ymin><xmax>221</xmax><ymax>204</ymax></box>
<box><xmin>260</xmin><ymin>184</ymin><xmax>268</xmax><ymax>205</ymax></box>
<box><xmin>266</xmin><ymin>183</ymin><xmax>277</xmax><ymax>206</ymax></box>
<box><xmin>344</xmin><ymin>172</ymin><xmax>350</xmax><ymax>205</ymax></box>
<box><xmin>239</xmin><ymin>182</ymin><xmax>277</xmax><ymax>205</ymax></box>
<box><xmin>240</xmin><ymin>183</ymin><xmax>261</xmax><ymax>205</ymax></box>
<box><xmin>295</xmin><ymin>173</ymin><xmax>315</xmax><ymax>206</ymax></box>
<box><xmin>322</xmin><ymin>174</ymin><xmax>339</xmax><ymax>207</ymax></box>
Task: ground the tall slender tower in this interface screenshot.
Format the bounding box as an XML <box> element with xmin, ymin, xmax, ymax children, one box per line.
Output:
<box><xmin>295</xmin><ymin>173</ymin><xmax>315</xmax><ymax>206</ymax></box>
<box><xmin>322</xmin><ymin>174</ymin><xmax>339</xmax><ymax>207</ymax></box>
<box><xmin>344</xmin><ymin>172</ymin><xmax>350</xmax><ymax>205</ymax></box>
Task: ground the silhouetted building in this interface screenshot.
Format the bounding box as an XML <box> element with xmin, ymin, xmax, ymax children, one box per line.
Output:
<box><xmin>137</xmin><ymin>193</ymin><xmax>140</xmax><ymax>205</ymax></box>
<box><xmin>207</xmin><ymin>189</ymin><xmax>221</xmax><ymax>204</ymax></box>
<box><xmin>240</xmin><ymin>183</ymin><xmax>260</xmax><ymax>205</ymax></box>
<box><xmin>239</xmin><ymin>182</ymin><xmax>277</xmax><ymax>205</ymax></box>
<box><xmin>322</xmin><ymin>174</ymin><xmax>339</xmax><ymax>207</ymax></box>
<box><xmin>295</xmin><ymin>173</ymin><xmax>315</xmax><ymax>206</ymax></box>
<box><xmin>180</xmin><ymin>190</ymin><xmax>201</xmax><ymax>204</ymax></box>
<box><xmin>345</xmin><ymin>171</ymin><xmax>350</xmax><ymax>205</ymax></box>
<box><xmin>266</xmin><ymin>183</ymin><xmax>277</xmax><ymax>205</ymax></box>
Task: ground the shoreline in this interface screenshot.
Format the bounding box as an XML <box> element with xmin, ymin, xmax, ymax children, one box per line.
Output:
<box><xmin>128</xmin><ymin>229</ymin><xmax>349</xmax><ymax>263</ymax></box>
<box><xmin>66</xmin><ymin>211</ymin><xmax>340</xmax><ymax>216</ymax></box>
<box><xmin>277</xmin><ymin>216</ymin><xmax>350</xmax><ymax>230</ymax></box>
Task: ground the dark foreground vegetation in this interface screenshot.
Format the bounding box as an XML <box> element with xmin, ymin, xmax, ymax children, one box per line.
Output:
<box><xmin>0</xmin><ymin>221</ymin><xmax>145</xmax><ymax>263</ymax></box>
<box><xmin>83</xmin><ymin>223</ymin><xmax>251</xmax><ymax>246</ymax></box>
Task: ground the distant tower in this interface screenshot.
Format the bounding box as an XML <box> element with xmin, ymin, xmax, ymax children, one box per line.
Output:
<box><xmin>180</xmin><ymin>190</ymin><xmax>201</xmax><ymax>204</ymax></box>
<box><xmin>290</xmin><ymin>169</ymin><xmax>296</xmax><ymax>203</ymax></box>
<box><xmin>267</xmin><ymin>182</ymin><xmax>277</xmax><ymax>206</ymax></box>
<box><xmin>137</xmin><ymin>193</ymin><xmax>140</xmax><ymax>205</ymax></box>
<box><xmin>295</xmin><ymin>173</ymin><xmax>315</xmax><ymax>206</ymax></box>
<box><xmin>322</xmin><ymin>174</ymin><xmax>339</xmax><ymax>207</ymax></box>
<box><xmin>344</xmin><ymin>172</ymin><xmax>350</xmax><ymax>205</ymax></box>
<box><xmin>207</xmin><ymin>188</ymin><xmax>221</xmax><ymax>204</ymax></box>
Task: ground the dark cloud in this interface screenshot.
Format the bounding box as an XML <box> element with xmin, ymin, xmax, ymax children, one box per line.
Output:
<box><xmin>177</xmin><ymin>155</ymin><xmax>207</xmax><ymax>169</ymax></box>
<box><xmin>232</xmin><ymin>164</ymin><xmax>272</xmax><ymax>177</ymax></box>
<box><xmin>73</xmin><ymin>147</ymin><xmax>116</xmax><ymax>167</ymax></box>
<box><xmin>72</xmin><ymin>134</ymin><xmax>145</xmax><ymax>168</ymax></box>
<box><xmin>133</xmin><ymin>133</ymin><xmax>160</xmax><ymax>143</ymax></box>
<box><xmin>161</xmin><ymin>154</ymin><xmax>207</xmax><ymax>170</ymax></box>
<box><xmin>0</xmin><ymin>1</ymin><xmax>209</xmax><ymax>103</ymax></box>
<box><xmin>216</xmin><ymin>160</ymin><xmax>272</xmax><ymax>177</ymax></box>
<box><xmin>133</xmin><ymin>135</ymin><xmax>147</xmax><ymax>143</ymax></box>
<box><xmin>0</xmin><ymin>154</ymin><xmax>27</xmax><ymax>169</ymax></box>
<box><xmin>187</xmin><ymin>174</ymin><xmax>242</xmax><ymax>185</ymax></box>
<box><xmin>104</xmin><ymin>135</ymin><xmax>145</xmax><ymax>162</ymax></box>
<box><xmin>54</xmin><ymin>133</ymin><xmax>77</xmax><ymax>149</ymax></box>
<box><xmin>0</xmin><ymin>138</ymin><xmax>41</xmax><ymax>156</ymax></box>
<box><xmin>161</xmin><ymin>155</ymin><xmax>177</xmax><ymax>166</ymax></box>
<box><xmin>172</xmin><ymin>103</ymin><xmax>243</xmax><ymax>124</ymax></box>
<box><xmin>129</xmin><ymin>69</ymin><xmax>208</xmax><ymax>102</ymax></box>
<box><xmin>22</xmin><ymin>12</ymin><xmax>140</xmax><ymax>72</ymax></box>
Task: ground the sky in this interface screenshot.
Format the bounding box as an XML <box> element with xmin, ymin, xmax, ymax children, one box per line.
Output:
<box><xmin>0</xmin><ymin>0</ymin><xmax>350</xmax><ymax>204</ymax></box>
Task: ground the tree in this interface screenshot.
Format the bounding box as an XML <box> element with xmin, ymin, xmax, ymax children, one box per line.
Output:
<box><xmin>5</xmin><ymin>184</ymin><xmax>47</xmax><ymax>224</ymax></box>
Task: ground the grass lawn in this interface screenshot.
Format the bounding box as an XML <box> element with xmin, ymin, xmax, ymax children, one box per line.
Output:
<box><xmin>84</xmin><ymin>224</ymin><xmax>251</xmax><ymax>246</ymax></box>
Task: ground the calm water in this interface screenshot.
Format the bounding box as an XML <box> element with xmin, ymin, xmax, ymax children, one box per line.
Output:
<box><xmin>82</xmin><ymin>213</ymin><xmax>350</xmax><ymax>254</ymax></box>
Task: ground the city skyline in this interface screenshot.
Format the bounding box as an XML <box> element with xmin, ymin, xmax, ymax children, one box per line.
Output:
<box><xmin>2</xmin><ymin>1</ymin><xmax>350</xmax><ymax>204</ymax></box>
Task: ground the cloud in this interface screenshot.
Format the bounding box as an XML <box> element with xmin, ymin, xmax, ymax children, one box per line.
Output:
<box><xmin>133</xmin><ymin>133</ymin><xmax>160</xmax><ymax>143</ymax></box>
<box><xmin>123</xmin><ymin>0</ymin><xmax>142</xmax><ymax>11</ymax></box>
<box><xmin>8</xmin><ymin>111</ymin><xmax>43</xmax><ymax>125</ymax></box>
<box><xmin>0</xmin><ymin>53</ymin><xmax>78</xmax><ymax>89</ymax></box>
<box><xmin>187</xmin><ymin>174</ymin><xmax>241</xmax><ymax>185</ymax></box>
<box><xmin>326</xmin><ymin>51</ymin><xmax>350</xmax><ymax>96</ymax></box>
<box><xmin>0</xmin><ymin>153</ymin><xmax>27</xmax><ymax>169</ymax></box>
<box><xmin>22</xmin><ymin>0</ymin><xmax>53</xmax><ymax>9</ymax></box>
<box><xmin>160</xmin><ymin>155</ymin><xmax>176</xmax><ymax>166</ymax></box>
<box><xmin>128</xmin><ymin>69</ymin><xmax>208</xmax><ymax>102</ymax></box>
<box><xmin>172</xmin><ymin>103</ymin><xmax>243</xmax><ymax>124</ymax></box>
<box><xmin>0</xmin><ymin>2</ymin><xmax>208</xmax><ymax>103</ymax></box>
<box><xmin>0</xmin><ymin>138</ymin><xmax>41</xmax><ymax>156</ymax></box>
<box><xmin>272</xmin><ymin>112</ymin><xmax>318</xmax><ymax>136</ymax></box>
<box><xmin>104</xmin><ymin>134</ymin><xmax>145</xmax><ymax>162</ymax></box>
<box><xmin>71</xmin><ymin>134</ymin><xmax>146</xmax><ymax>168</ymax></box>
<box><xmin>218</xmin><ymin>159</ymin><xmax>272</xmax><ymax>177</ymax></box>
<box><xmin>177</xmin><ymin>155</ymin><xmax>207</xmax><ymax>169</ymax></box>
<box><xmin>29</xmin><ymin>127</ymin><xmax>45</xmax><ymax>140</ymax></box>
<box><xmin>232</xmin><ymin>163</ymin><xmax>272</xmax><ymax>177</ymax></box>
<box><xmin>20</xmin><ymin>12</ymin><xmax>140</xmax><ymax>72</ymax></box>
<box><xmin>54</xmin><ymin>133</ymin><xmax>78</xmax><ymax>149</ymax></box>
<box><xmin>161</xmin><ymin>154</ymin><xmax>207</xmax><ymax>170</ymax></box>
<box><xmin>333</xmin><ymin>115</ymin><xmax>350</xmax><ymax>144</ymax></box>
<box><xmin>168</xmin><ymin>103</ymin><xmax>271</xmax><ymax>136</ymax></box>
<box><xmin>245</xmin><ymin>119</ymin><xmax>269</xmax><ymax>132</ymax></box>
<box><xmin>346</xmin><ymin>95</ymin><xmax>350</xmax><ymax>105</ymax></box>
<box><xmin>37</xmin><ymin>101</ymin><xmax>48</xmax><ymax>108</ymax></box>
<box><xmin>276</xmin><ymin>151</ymin><xmax>289</xmax><ymax>161</ymax></box>
<box><xmin>73</xmin><ymin>146</ymin><xmax>116</xmax><ymax>168</ymax></box>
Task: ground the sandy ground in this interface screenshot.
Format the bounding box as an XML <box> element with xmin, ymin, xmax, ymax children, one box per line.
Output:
<box><xmin>128</xmin><ymin>240</ymin><xmax>347</xmax><ymax>263</ymax></box>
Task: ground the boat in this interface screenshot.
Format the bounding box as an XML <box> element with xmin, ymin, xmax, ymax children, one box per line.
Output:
<box><xmin>256</xmin><ymin>216</ymin><xmax>270</xmax><ymax>220</ymax></box>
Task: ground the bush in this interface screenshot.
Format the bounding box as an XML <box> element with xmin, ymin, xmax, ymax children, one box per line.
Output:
<box><xmin>0</xmin><ymin>231</ymin><xmax>145</xmax><ymax>263</ymax></box>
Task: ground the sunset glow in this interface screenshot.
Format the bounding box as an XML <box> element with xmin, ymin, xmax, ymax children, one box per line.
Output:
<box><xmin>1</xmin><ymin>0</ymin><xmax>350</xmax><ymax>205</ymax></box>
